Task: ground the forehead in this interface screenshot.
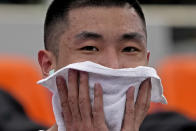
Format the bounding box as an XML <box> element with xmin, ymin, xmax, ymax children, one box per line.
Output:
<box><xmin>64</xmin><ymin>6</ymin><xmax>145</xmax><ymax>40</ymax></box>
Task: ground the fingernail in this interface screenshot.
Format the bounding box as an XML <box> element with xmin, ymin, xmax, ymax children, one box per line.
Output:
<box><xmin>145</xmin><ymin>77</ymin><xmax>150</xmax><ymax>82</ymax></box>
<box><xmin>127</xmin><ymin>86</ymin><xmax>135</xmax><ymax>96</ymax></box>
<box><xmin>132</xmin><ymin>87</ymin><xmax>135</xmax><ymax>92</ymax></box>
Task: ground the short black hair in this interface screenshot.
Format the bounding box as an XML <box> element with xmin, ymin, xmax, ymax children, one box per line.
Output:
<box><xmin>44</xmin><ymin>0</ymin><xmax>146</xmax><ymax>57</ymax></box>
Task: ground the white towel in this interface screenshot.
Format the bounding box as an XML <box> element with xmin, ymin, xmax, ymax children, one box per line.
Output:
<box><xmin>37</xmin><ymin>61</ymin><xmax>167</xmax><ymax>131</ymax></box>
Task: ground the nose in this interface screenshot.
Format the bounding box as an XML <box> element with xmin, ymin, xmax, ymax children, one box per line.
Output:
<box><xmin>99</xmin><ymin>48</ymin><xmax>120</xmax><ymax>69</ymax></box>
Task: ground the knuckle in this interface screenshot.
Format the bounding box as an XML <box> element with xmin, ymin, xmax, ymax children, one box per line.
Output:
<box><xmin>66</xmin><ymin>119</ymin><xmax>72</xmax><ymax>124</ymax></box>
<box><xmin>126</xmin><ymin>107</ymin><xmax>135</xmax><ymax>115</ymax></box>
<box><xmin>79</xmin><ymin>97</ymin><xmax>87</xmax><ymax>106</ymax></box>
<box><xmin>93</xmin><ymin>104</ymin><xmax>101</xmax><ymax>114</ymax></box>
<box><xmin>140</xmin><ymin>100</ymin><xmax>146</xmax><ymax>106</ymax></box>
<box><xmin>140</xmin><ymin>104</ymin><xmax>146</xmax><ymax>111</ymax></box>
<box><xmin>83</xmin><ymin>123</ymin><xmax>92</xmax><ymax>130</ymax></box>
<box><xmin>92</xmin><ymin>109</ymin><xmax>98</xmax><ymax>116</ymax></box>
<box><xmin>94</xmin><ymin>124</ymin><xmax>107</xmax><ymax>131</ymax></box>
<box><xmin>61</xmin><ymin>101</ymin><xmax>67</xmax><ymax>108</ymax></box>
<box><xmin>92</xmin><ymin>109</ymin><xmax>101</xmax><ymax>120</ymax></box>
<box><xmin>138</xmin><ymin>100</ymin><xmax>146</xmax><ymax>110</ymax></box>
<box><xmin>68</xmin><ymin>96</ymin><xmax>76</xmax><ymax>105</ymax></box>
<box><xmin>72</xmin><ymin>122</ymin><xmax>81</xmax><ymax>129</ymax></box>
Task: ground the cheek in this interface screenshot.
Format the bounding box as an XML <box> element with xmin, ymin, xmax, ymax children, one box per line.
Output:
<box><xmin>57</xmin><ymin>51</ymin><xmax>99</xmax><ymax>69</ymax></box>
<box><xmin>120</xmin><ymin>54</ymin><xmax>148</xmax><ymax>68</ymax></box>
<box><xmin>56</xmin><ymin>47</ymin><xmax>72</xmax><ymax>69</ymax></box>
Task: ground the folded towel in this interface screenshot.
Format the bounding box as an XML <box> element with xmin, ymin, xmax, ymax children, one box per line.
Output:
<box><xmin>37</xmin><ymin>61</ymin><xmax>167</xmax><ymax>131</ymax></box>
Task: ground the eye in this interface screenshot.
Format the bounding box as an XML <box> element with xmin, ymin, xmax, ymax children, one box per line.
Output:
<box><xmin>80</xmin><ymin>46</ymin><xmax>99</xmax><ymax>51</ymax></box>
<box><xmin>122</xmin><ymin>47</ymin><xmax>139</xmax><ymax>52</ymax></box>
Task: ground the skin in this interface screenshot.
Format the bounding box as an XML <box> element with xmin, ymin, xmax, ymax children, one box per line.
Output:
<box><xmin>38</xmin><ymin>6</ymin><xmax>151</xmax><ymax>131</ymax></box>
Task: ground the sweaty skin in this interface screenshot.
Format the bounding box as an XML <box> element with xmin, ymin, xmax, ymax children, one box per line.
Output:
<box><xmin>38</xmin><ymin>6</ymin><xmax>151</xmax><ymax>131</ymax></box>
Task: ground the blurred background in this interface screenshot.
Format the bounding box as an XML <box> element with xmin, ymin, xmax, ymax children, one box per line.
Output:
<box><xmin>0</xmin><ymin>0</ymin><xmax>196</xmax><ymax>129</ymax></box>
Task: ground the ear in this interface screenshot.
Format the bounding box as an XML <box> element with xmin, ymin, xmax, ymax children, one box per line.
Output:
<box><xmin>146</xmin><ymin>50</ymin><xmax>150</xmax><ymax>65</ymax></box>
<box><xmin>38</xmin><ymin>50</ymin><xmax>56</xmax><ymax>78</ymax></box>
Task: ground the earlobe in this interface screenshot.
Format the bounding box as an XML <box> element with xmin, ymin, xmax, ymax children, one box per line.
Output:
<box><xmin>38</xmin><ymin>50</ymin><xmax>56</xmax><ymax>78</ymax></box>
<box><xmin>146</xmin><ymin>50</ymin><xmax>150</xmax><ymax>65</ymax></box>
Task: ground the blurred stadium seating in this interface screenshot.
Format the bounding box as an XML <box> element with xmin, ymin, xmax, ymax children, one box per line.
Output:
<box><xmin>0</xmin><ymin>56</ymin><xmax>55</xmax><ymax>127</ymax></box>
<box><xmin>150</xmin><ymin>55</ymin><xmax>196</xmax><ymax>120</ymax></box>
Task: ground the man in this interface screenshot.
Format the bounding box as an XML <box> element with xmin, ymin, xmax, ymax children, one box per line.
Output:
<box><xmin>38</xmin><ymin>0</ymin><xmax>151</xmax><ymax>130</ymax></box>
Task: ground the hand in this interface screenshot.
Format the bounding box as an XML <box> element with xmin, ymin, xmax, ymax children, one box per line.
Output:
<box><xmin>56</xmin><ymin>69</ymin><xmax>108</xmax><ymax>131</ymax></box>
<box><xmin>53</xmin><ymin>69</ymin><xmax>151</xmax><ymax>131</ymax></box>
<box><xmin>121</xmin><ymin>78</ymin><xmax>152</xmax><ymax>131</ymax></box>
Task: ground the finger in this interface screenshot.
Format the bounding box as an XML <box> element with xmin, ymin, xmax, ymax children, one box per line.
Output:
<box><xmin>121</xmin><ymin>87</ymin><xmax>135</xmax><ymax>131</ymax></box>
<box><xmin>135</xmin><ymin>78</ymin><xmax>151</xmax><ymax>127</ymax></box>
<box><xmin>92</xmin><ymin>83</ymin><xmax>107</xmax><ymax>129</ymax></box>
<box><xmin>135</xmin><ymin>78</ymin><xmax>151</xmax><ymax>111</ymax></box>
<box><xmin>56</xmin><ymin>76</ymin><xmax>72</xmax><ymax>125</ymax></box>
<box><xmin>78</xmin><ymin>71</ymin><xmax>92</xmax><ymax>127</ymax></box>
<box><xmin>145</xmin><ymin>78</ymin><xmax>152</xmax><ymax>111</ymax></box>
<box><xmin>67</xmin><ymin>69</ymin><xmax>81</xmax><ymax>122</ymax></box>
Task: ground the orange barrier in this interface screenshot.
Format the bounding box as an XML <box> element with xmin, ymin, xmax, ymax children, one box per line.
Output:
<box><xmin>0</xmin><ymin>56</ymin><xmax>55</xmax><ymax>127</ymax></box>
<box><xmin>150</xmin><ymin>55</ymin><xmax>196</xmax><ymax>119</ymax></box>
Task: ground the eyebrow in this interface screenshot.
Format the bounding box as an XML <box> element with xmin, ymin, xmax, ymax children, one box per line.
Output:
<box><xmin>119</xmin><ymin>32</ymin><xmax>145</xmax><ymax>42</ymax></box>
<box><xmin>74</xmin><ymin>31</ymin><xmax>146</xmax><ymax>46</ymax></box>
<box><xmin>75</xmin><ymin>31</ymin><xmax>103</xmax><ymax>40</ymax></box>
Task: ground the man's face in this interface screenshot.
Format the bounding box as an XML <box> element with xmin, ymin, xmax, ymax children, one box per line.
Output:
<box><xmin>44</xmin><ymin>6</ymin><xmax>150</xmax><ymax>72</ymax></box>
